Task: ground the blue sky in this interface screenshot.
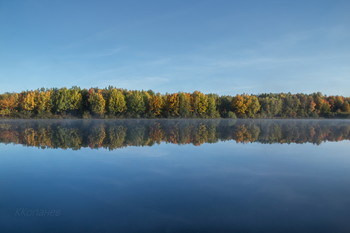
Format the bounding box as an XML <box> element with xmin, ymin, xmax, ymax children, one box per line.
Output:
<box><xmin>0</xmin><ymin>0</ymin><xmax>349</xmax><ymax>95</ymax></box>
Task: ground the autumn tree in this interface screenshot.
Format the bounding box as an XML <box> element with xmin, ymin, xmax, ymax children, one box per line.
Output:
<box><xmin>313</xmin><ymin>92</ymin><xmax>325</xmax><ymax>115</ymax></box>
<box><xmin>232</xmin><ymin>95</ymin><xmax>248</xmax><ymax>117</ymax></box>
<box><xmin>88</xmin><ymin>89</ymin><xmax>106</xmax><ymax>115</ymax></box>
<box><xmin>179</xmin><ymin>92</ymin><xmax>192</xmax><ymax>117</ymax></box>
<box><xmin>246</xmin><ymin>95</ymin><xmax>260</xmax><ymax>118</ymax></box>
<box><xmin>142</xmin><ymin>91</ymin><xmax>152</xmax><ymax>116</ymax></box>
<box><xmin>192</xmin><ymin>91</ymin><xmax>208</xmax><ymax>117</ymax></box>
<box><xmin>0</xmin><ymin>93</ymin><xmax>19</xmax><ymax>116</ymax></box>
<box><xmin>320</xmin><ymin>100</ymin><xmax>331</xmax><ymax>116</ymax></box>
<box><xmin>149</xmin><ymin>93</ymin><xmax>164</xmax><ymax>117</ymax></box>
<box><xmin>165</xmin><ymin>93</ymin><xmax>180</xmax><ymax>117</ymax></box>
<box><xmin>331</xmin><ymin>96</ymin><xmax>345</xmax><ymax>113</ymax></box>
<box><xmin>2</xmin><ymin>86</ymin><xmax>350</xmax><ymax>119</ymax></box>
<box><xmin>307</xmin><ymin>96</ymin><xmax>317</xmax><ymax>116</ymax></box>
<box><xmin>35</xmin><ymin>89</ymin><xmax>52</xmax><ymax>114</ymax></box>
<box><xmin>68</xmin><ymin>87</ymin><xmax>83</xmax><ymax>112</ymax></box>
<box><xmin>232</xmin><ymin>94</ymin><xmax>260</xmax><ymax>118</ymax></box>
<box><xmin>20</xmin><ymin>91</ymin><xmax>36</xmax><ymax>111</ymax></box>
<box><xmin>108</xmin><ymin>89</ymin><xmax>127</xmax><ymax>116</ymax></box>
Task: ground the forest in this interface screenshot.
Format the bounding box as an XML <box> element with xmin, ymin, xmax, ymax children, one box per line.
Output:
<box><xmin>0</xmin><ymin>86</ymin><xmax>350</xmax><ymax>118</ymax></box>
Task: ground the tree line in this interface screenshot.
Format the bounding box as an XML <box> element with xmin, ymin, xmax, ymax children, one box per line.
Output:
<box><xmin>0</xmin><ymin>86</ymin><xmax>349</xmax><ymax>118</ymax></box>
<box><xmin>0</xmin><ymin>119</ymin><xmax>349</xmax><ymax>150</ymax></box>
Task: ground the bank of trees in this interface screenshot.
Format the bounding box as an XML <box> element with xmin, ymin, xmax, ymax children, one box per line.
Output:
<box><xmin>0</xmin><ymin>87</ymin><xmax>349</xmax><ymax>118</ymax></box>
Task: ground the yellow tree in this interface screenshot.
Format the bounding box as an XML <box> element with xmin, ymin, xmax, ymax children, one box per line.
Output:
<box><xmin>197</xmin><ymin>93</ymin><xmax>208</xmax><ymax>117</ymax></box>
<box><xmin>35</xmin><ymin>89</ymin><xmax>52</xmax><ymax>113</ymax></box>
<box><xmin>21</xmin><ymin>91</ymin><xmax>36</xmax><ymax>111</ymax></box>
<box><xmin>108</xmin><ymin>89</ymin><xmax>127</xmax><ymax>115</ymax></box>
<box><xmin>232</xmin><ymin>94</ymin><xmax>247</xmax><ymax>116</ymax></box>
<box><xmin>68</xmin><ymin>87</ymin><xmax>83</xmax><ymax>111</ymax></box>
<box><xmin>149</xmin><ymin>93</ymin><xmax>164</xmax><ymax>116</ymax></box>
<box><xmin>166</xmin><ymin>93</ymin><xmax>179</xmax><ymax>117</ymax></box>
<box><xmin>232</xmin><ymin>95</ymin><xmax>260</xmax><ymax>118</ymax></box>
<box><xmin>191</xmin><ymin>91</ymin><xmax>208</xmax><ymax>117</ymax></box>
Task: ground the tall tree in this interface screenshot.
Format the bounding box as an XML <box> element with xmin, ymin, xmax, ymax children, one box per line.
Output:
<box><xmin>165</xmin><ymin>93</ymin><xmax>180</xmax><ymax>117</ymax></box>
<box><xmin>68</xmin><ymin>87</ymin><xmax>83</xmax><ymax>112</ymax></box>
<box><xmin>218</xmin><ymin>95</ymin><xmax>233</xmax><ymax>117</ymax></box>
<box><xmin>192</xmin><ymin>91</ymin><xmax>208</xmax><ymax>117</ymax></box>
<box><xmin>88</xmin><ymin>89</ymin><xmax>106</xmax><ymax>115</ymax></box>
<box><xmin>126</xmin><ymin>91</ymin><xmax>146</xmax><ymax>117</ymax></box>
<box><xmin>149</xmin><ymin>93</ymin><xmax>164</xmax><ymax>117</ymax></box>
<box><xmin>207</xmin><ymin>94</ymin><xmax>219</xmax><ymax>118</ymax></box>
<box><xmin>179</xmin><ymin>92</ymin><xmax>192</xmax><ymax>117</ymax></box>
<box><xmin>35</xmin><ymin>89</ymin><xmax>52</xmax><ymax>114</ymax></box>
<box><xmin>20</xmin><ymin>91</ymin><xmax>36</xmax><ymax>112</ymax></box>
<box><xmin>108</xmin><ymin>89</ymin><xmax>127</xmax><ymax>116</ymax></box>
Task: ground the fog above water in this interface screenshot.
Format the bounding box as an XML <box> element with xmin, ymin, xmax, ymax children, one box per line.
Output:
<box><xmin>0</xmin><ymin>119</ymin><xmax>349</xmax><ymax>150</ymax></box>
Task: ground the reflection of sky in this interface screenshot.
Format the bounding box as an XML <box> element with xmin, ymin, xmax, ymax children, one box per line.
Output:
<box><xmin>1</xmin><ymin>140</ymin><xmax>350</xmax><ymax>232</ymax></box>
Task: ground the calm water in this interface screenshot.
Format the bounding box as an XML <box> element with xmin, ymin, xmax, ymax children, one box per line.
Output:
<box><xmin>1</xmin><ymin>119</ymin><xmax>350</xmax><ymax>233</ymax></box>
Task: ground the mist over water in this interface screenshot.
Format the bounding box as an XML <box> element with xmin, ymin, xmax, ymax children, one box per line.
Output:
<box><xmin>0</xmin><ymin>119</ymin><xmax>350</xmax><ymax>150</ymax></box>
<box><xmin>1</xmin><ymin>119</ymin><xmax>350</xmax><ymax>233</ymax></box>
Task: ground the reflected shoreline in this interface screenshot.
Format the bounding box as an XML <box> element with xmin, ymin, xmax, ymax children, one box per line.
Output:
<box><xmin>0</xmin><ymin>119</ymin><xmax>350</xmax><ymax>150</ymax></box>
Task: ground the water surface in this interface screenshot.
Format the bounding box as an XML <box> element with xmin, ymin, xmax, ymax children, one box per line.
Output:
<box><xmin>1</xmin><ymin>119</ymin><xmax>350</xmax><ymax>233</ymax></box>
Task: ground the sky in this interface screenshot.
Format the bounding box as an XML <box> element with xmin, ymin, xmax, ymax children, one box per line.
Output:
<box><xmin>0</xmin><ymin>0</ymin><xmax>349</xmax><ymax>96</ymax></box>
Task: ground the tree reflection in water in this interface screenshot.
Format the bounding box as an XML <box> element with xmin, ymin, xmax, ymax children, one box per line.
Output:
<box><xmin>0</xmin><ymin>119</ymin><xmax>349</xmax><ymax>150</ymax></box>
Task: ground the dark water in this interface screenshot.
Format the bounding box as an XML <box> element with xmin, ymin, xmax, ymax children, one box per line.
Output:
<box><xmin>1</xmin><ymin>119</ymin><xmax>350</xmax><ymax>233</ymax></box>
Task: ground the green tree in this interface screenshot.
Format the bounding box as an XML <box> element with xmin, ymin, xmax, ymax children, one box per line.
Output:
<box><xmin>218</xmin><ymin>95</ymin><xmax>233</xmax><ymax>117</ymax></box>
<box><xmin>179</xmin><ymin>92</ymin><xmax>192</xmax><ymax>117</ymax></box>
<box><xmin>246</xmin><ymin>95</ymin><xmax>260</xmax><ymax>118</ymax></box>
<box><xmin>126</xmin><ymin>91</ymin><xmax>146</xmax><ymax>117</ymax></box>
<box><xmin>88</xmin><ymin>89</ymin><xmax>106</xmax><ymax>115</ymax></box>
<box><xmin>281</xmin><ymin>94</ymin><xmax>301</xmax><ymax>117</ymax></box>
<box><xmin>207</xmin><ymin>94</ymin><xmax>219</xmax><ymax>118</ymax></box>
<box><xmin>258</xmin><ymin>95</ymin><xmax>283</xmax><ymax>117</ymax></box>
<box><xmin>108</xmin><ymin>89</ymin><xmax>127</xmax><ymax>115</ymax></box>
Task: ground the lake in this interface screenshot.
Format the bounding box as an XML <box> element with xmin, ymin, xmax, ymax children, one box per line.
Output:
<box><xmin>1</xmin><ymin>119</ymin><xmax>350</xmax><ymax>233</ymax></box>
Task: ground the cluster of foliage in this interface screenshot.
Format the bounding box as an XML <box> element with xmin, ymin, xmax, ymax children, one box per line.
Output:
<box><xmin>0</xmin><ymin>120</ymin><xmax>349</xmax><ymax>150</ymax></box>
<box><xmin>1</xmin><ymin>87</ymin><xmax>350</xmax><ymax>118</ymax></box>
